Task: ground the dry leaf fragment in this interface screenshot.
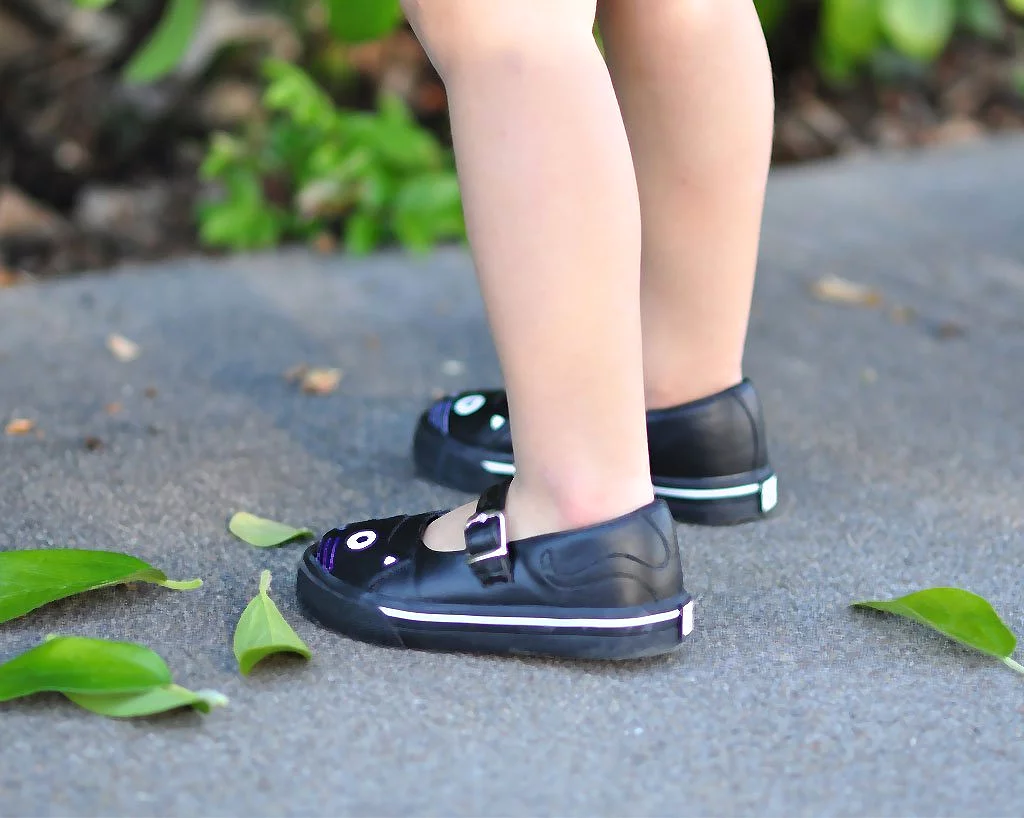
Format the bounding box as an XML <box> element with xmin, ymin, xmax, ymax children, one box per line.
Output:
<box><xmin>300</xmin><ymin>368</ymin><xmax>342</xmax><ymax>395</ymax></box>
<box><xmin>106</xmin><ymin>334</ymin><xmax>140</xmax><ymax>362</ymax></box>
<box><xmin>283</xmin><ymin>363</ymin><xmax>308</xmax><ymax>383</ymax></box>
<box><xmin>5</xmin><ymin>418</ymin><xmax>35</xmax><ymax>436</ymax></box>
<box><xmin>809</xmin><ymin>274</ymin><xmax>882</xmax><ymax>307</ymax></box>
<box><xmin>105</xmin><ymin>402</ymin><xmax>123</xmax><ymax>415</ymax></box>
<box><xmin>84</xmin><ymin>436</ymin><xmax>104</xmax><ymax>451</ymax></box>
<box><xmin>144</xmin><ymin>387</ymin><xmax>158</xmax><ymax>399</ymax></box>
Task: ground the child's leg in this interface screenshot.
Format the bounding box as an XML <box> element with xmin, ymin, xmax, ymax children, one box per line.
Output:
<box><xmin>597</xmin><ymin>0</ymin><xmax>775</xmax><ymax>409</ymax></box>
<box><xmin>401</xmin><ymin>0</ymin><xmax>653</xmax><ymax>548</ymax></box>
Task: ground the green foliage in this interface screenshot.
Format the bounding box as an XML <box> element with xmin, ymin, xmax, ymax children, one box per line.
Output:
<box><xmin>853</xmin><ymin>587</ymin><xmax>1024</xmax><ymax>675</ymax></box>
<box><xmin>0</xmin><ymin>549</ymin><xmax>201</xmax><ymax>624</ymax></box>
<box><xmin>325</xmin><ymin>0</ymin><xmax>403</xmax><ymax>43</ymax></box>
<box><xmin>228</xmin><ymin>512</ymin><xmax>314</xmax><ymax>548</ymax></box>
<box><xmin>0</xmin><ymin>636</ymin><xmax>171</xmax><ymax>701</ymax></box>
<box><xmin>0</xmin><ymin>636</ymin><xmax>227</xmax><ymax>717</ymax></box>
<box><xmin>233</xmin><ymin>571</ymin><xmax>311</xmax><ymax>675</ymax></box>
<box><xmin>816</xmin><ymin>0</ymin><xmax>1016</xmax><ymax>81</ymax></box>
<box><xmin>123</xmin><ymin>0</ymin><xmax>201</xmax><ymax>84</ymax></box>
<box><xmin>198</xmin><ymin>59</ymin><xmax>464</xmax><ymax>254</ymax></box>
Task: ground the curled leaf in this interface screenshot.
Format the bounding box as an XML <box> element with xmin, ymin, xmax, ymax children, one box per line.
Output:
<box><xmin>853</xmin><ymin>587</ymin><xmax>1018</xmax><ymax>663</ymax></box>
<box><xmin>228</xmin><ymin>512</ymin><xmax>313</xmax><ymax>548</ymax></box>
<box><xmin>0</xmin><ymin>549</ymin><xmax>202</xmax><ymax>624</ymax></box>
<box><xmin>234</xmin><ymin>571</ymin><xmax>311</xmax><ymax>675</ymax></box>
<box><xmin>66</xmin><ymin>684</ymin><xmax>228</xmax><ymax>717</ymax></box>
<box><xmin>0</xmin><ymin>636</ymin><xmax>171</xmax><ymax>702</ymax></box>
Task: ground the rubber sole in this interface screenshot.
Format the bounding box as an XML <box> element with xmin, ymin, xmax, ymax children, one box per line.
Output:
<box><xmin>413</xmin><ymin>416</ymin><xmax>778</xmax><ymax>527</ymax></box>
<box><xmin>297</xmin><ymin>546</ymin><xmax>694</xmax><ymax>660</ymax></box>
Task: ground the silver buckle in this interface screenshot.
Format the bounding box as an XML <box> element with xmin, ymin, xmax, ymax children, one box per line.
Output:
<box><xmin>464</xmin><ymin>509</ymin><xmax>508</xmax><ymax>564</ymax></box>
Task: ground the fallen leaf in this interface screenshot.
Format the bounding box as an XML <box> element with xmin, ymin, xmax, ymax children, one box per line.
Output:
<box><xmin>105</xmin><ymin>402</ymin><xmax>123</xmax><ymax>415</ymax></box>
<box><xmin>144</xmin><ymin>386</ymin><xmax>158</xmax><ymax>399</ymax></box>
<box><xmin>106</xmin><ymin>334</ymin><xmax>140</xmax><ymax>362</ymax></box>
<box><xmin>83</xmin><ymin>436</ymin><xmax>104</xmax><ymax>452</ymax></box>
<box><xmin>67</xmin><ymin>684</ymin><xmax>228</xmax><ymax>717</ymax></box>
<box><xmin>0</xmin><ymin>549</ymin><xmax>202</xmax><ymax>624</ymax></box>
<box><xmin>809</xmin><ymin>274</ymin><xmax>882</xmax><ymax>307</ymax></box>
<box><xmin>233</xmin><ymin>571</ymin><xmax>312</xmax><ymax>675</ymax></box>
<box><xmin>0</xmin><ymin>636</ymin><xmax>171</xmax><ymax>702</ymax></box>
<box><xmin>301</xmin><ymin>367</ymin><xmax>342</xmax><ymax>395</ymax></box>
<box><xmin>853</xmin><ymin>587</ymin><xmax>1024</xmax><ymax>675</ymax></box>
<box><xmin>283</xmin><ymin>363</ymin><xmax>308</xmax><ymax>383</ymax></box>
<box><xmin>228</xmin><ymin>512</ymin><xmax>314</xmax><ymax>548</ymax></box>
<box><xmin>5</xmin><ymin>418</ymin><xmax>35</xmax><ymax>436</ymax></box>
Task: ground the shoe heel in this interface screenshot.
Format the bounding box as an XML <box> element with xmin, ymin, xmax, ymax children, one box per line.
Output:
<box><xmin>658</xmin><ymin>473</ymin><xmax>778</xmax><ymax>526</ymax></box>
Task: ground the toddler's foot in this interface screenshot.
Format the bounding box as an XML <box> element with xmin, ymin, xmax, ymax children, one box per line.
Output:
<box><xmin>296</xmin><ymin>480</ymin><xmax>693</xmax><ymax>660</ymax></box>
<box><xmin>413</xmin><ymin>379</ymin><xmax>778</xmax><ymax>525</ymax></box>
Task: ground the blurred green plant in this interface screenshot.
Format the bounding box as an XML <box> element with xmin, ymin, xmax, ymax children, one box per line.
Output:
<box><xmin>69</xmin><ymin>0</ymin><xmax>1024</xmax><ymax>254</ymax></box>
<box><xmin>757</xmin><ymin>0</ymin><xmax>1023</xmax><ymax>82</ymax></box>
<box><xmin>198</xmin><ymin>59</ymin><xmax>463</xmax><ymax>254</ymax></box>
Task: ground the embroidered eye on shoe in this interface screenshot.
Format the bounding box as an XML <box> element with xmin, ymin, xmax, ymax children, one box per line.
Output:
<box><xmin>413</xmin><ymin>379</ymin><xmax>778</xmax><ymax>526</ymax></box>
<box><xmin>296</xmin><ymin>481</ymin><xmax>694</xmax><ymax>660</ymax></box>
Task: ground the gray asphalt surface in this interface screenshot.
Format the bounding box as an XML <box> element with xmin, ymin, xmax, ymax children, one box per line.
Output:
<box><xmin>2</xmin><ymin>138</ymin><xmax>1023</xmax><ymax>817</ymax></box>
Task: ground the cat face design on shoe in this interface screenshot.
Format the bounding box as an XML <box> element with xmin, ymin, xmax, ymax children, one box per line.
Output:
<box><xmin>315</xmin><ymin>517</ymin><xmax>426</xmax><ymax>585</ymax></box>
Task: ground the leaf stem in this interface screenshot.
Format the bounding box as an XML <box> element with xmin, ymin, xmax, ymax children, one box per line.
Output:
<box><xmin>1001</xmin><ymin>656</ymin><xmax>1024</xmax><ymax>676</ymax></box>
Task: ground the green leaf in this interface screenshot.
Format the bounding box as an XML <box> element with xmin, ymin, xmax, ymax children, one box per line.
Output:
<box><xmin>821</xmin><ymin>0</ymin><xmax>883</xmax><ymax>65</ymax></box>
<box><xmin>228</xmin><ymin>512</ymin><xmax>314</xmax><ymax>548</ymax></box>
<box><xmin>0</xmin><ymin>549</ymin><xmax>201</xmax><ymax>624</ymax></box>
<box><xmin>326</xmin><ymin>0</ymin><xmax>403</xmax><ymax>44</ymax></box>
<box><xmin>66</xmin><ymin>684</ymin><xmax>228</xmax><ymax>717</ymax></box>
<box><xmin>957</xmin><ymin>0</ymin><xmax>1005</xmax><ymax>39</ymax></box>
<box><xmin>754</xmin><ymin>0</ymin><xmax>790</xmax><ymax>36</ymax></box>
<box><xmin>234</xmin><ymin>571</ymin><xmax>311</xmax><ymax>675</ymax></box>
<box><xmin>123</xmin><ymin>0</ymin><xmax>201</xmax><ymax>84</ymax></box>
<box><xmin>1008</xmin><ymin>0</ymin><xmax>1024</xmax><ymax>15</ymax></box>
<box><xmin>344</xmin><ymin>210</ymin><xmax>381</xmax><ymax>255</ymax></box>
<box><xmin>73</xmin><ymin>0</ymin><xmax>116</xmax><ymax>8</ymax></box>
<box><xmin>853</xmin><ymin>587</ymin><xmax>1018</xmax><ymax>660</ymax></box>
<box><xmin>0</xmin><ymin>636</ymin><xmax>171</xmax><ymax>701</ymax></box>
<box><xmin>392</xmin><ymin>172</ymin><xmax>465</xmax><ymax>252</ymax></box>
<box><xmin>879</xmin><ymin>0</ymin><xmax>957</xmax><ymax>60</ymax></box>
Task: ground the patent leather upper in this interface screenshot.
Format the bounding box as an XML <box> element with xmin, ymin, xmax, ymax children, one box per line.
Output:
<box><xmin>315</xmin><ymin>497</ymin><xmax>684</xmax><ymax>610</ymax></box>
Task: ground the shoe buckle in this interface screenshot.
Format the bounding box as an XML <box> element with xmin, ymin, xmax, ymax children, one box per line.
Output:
<box><xmin>464</xmin><ymin>509</ymin><xmax>512</xmax><ymax>585</ymax></box>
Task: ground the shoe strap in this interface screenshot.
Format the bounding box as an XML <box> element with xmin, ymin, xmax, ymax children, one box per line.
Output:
<box><xmin>464</xmin><ymin>479</ymin><xmax>513</xmax><ymax>585</ymax></box>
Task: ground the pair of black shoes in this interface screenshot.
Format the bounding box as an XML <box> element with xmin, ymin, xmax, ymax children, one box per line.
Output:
<box><xmin>296</xmin><ymin>379</ymin><xmax>777</xmax><ymax>659</ymax></box>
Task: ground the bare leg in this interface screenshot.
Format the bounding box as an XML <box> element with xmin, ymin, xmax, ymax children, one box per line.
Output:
<box><xmin>399</xmin><ymin>0</ymin><xmax>654</xmax><ymax>549</ymax></box>
<box><xmin>597</xmin><ymin>0</ymin><xmax>775</xmax><ymax>408</ymax></box>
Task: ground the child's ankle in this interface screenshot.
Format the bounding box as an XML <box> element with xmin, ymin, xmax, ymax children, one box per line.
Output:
<box><xmin>645</xmin><ymin>370</ymin><xmax>743</xmax><ymax>411</ymax></box>
<box><xmin>505</xmin><ymin>474</ymin><xmax>655</xmax><ymax>542</ymax></box>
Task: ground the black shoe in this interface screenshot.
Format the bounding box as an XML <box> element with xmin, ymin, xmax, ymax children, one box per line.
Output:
<box><xmin>413</xmin><ymin>379</ymin><xmax>778</xmax><ymax>526</ymax></box>
<box><xmin>296</xmin><ymin>481</ymin><xmax>693</xmax><ymax>660</ymax></box>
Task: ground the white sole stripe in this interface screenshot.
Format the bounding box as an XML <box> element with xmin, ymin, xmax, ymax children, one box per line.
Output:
<box><xmin>481</xmin><ymin>459</ymin><xmax>773</xmax><ymax>504</ymax></box>
<box><xmin>653</xmin><ymin>482</ymin><xmax>761</xmax><ymax>500</ymax></box>
<box><xmin>480</xmin><ymin>459</ymin><xmax>516</xmax><ymax>476</ymax></box>
<box><xmin>378</xmin><ymin>600</ymin><xmax>694</xmax><ymax>630</ymax></box>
